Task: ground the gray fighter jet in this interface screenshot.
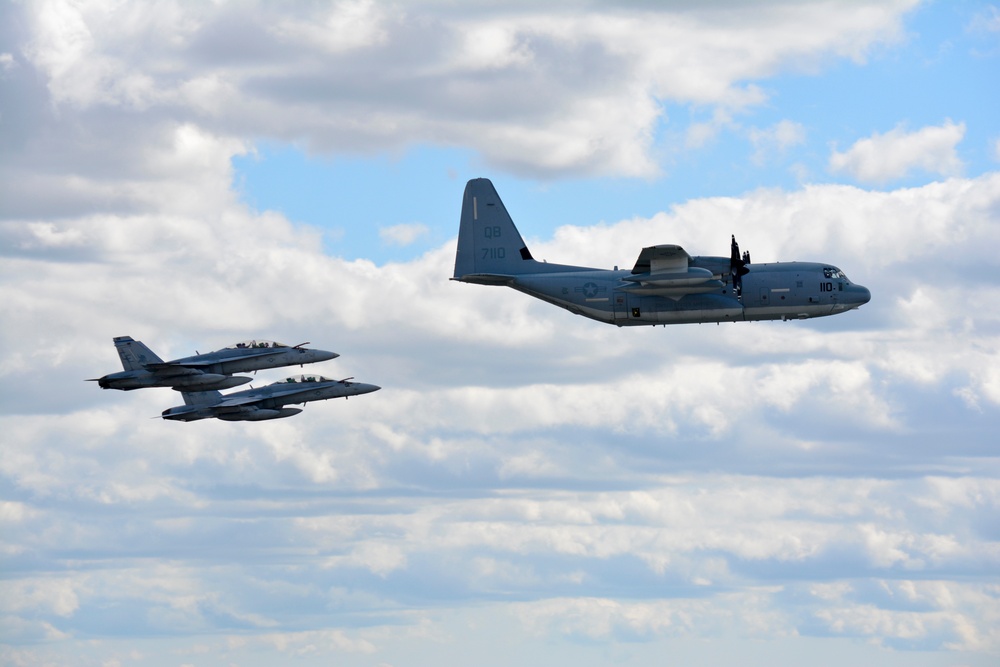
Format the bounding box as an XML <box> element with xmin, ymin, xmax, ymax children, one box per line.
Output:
<box><xmin>161</xmin><ymin>374</ymin><xmax>381</xmax><ymax>421</ymax></box>
<box><xmin>91</xmin><ymin>336</ymin><xmax>338</xmax><ymax>391</ymax></box>
<box><xmin>452</xmin><ymin>178</ymin><xmax>871</xmax><ymax>325</ymax></box>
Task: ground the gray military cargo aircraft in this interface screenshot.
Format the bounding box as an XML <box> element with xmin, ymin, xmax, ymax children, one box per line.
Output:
<box><xmin>452</xmin><ymin>178</ymin><xmax>870</xmax><ymax>325</ymax></box>
<box><xmin>161</xmin><ymin>374</ymin><xmax>381</xmax><ymax>421</ymax></box>
<box><xmin>91</xmin><ymin>336</ymin><xmax>339</xmax><ymax>391</ymax></box>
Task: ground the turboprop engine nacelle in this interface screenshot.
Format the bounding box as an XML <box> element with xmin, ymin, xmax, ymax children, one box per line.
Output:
<box><xmin>622</xmin><ymin>267</ymin><xmax>717</xmax><ymax>287</ymax></box>
<box><xmin>619</xmin><ymin>267</ymin><xmax>724</xmax><ymax>297</ymax></box>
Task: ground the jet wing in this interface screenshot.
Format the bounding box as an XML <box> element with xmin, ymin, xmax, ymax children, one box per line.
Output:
<box><xmin>139</xmin><ymin>365</ymin><xmax>212</xmax><ymax>378</ymax></box>
<box><xmin>211</xmin><ymin>395</ymin><xmax>268</xmax><ymax>408</ymax></box>
<box><xmin>211</xmin><ymin>385</ymin><xmax>312</xmax><ymax>409</ymax></box>
<box><xmin>622</xmin><ymin>245</ymin><xmax>724</xmax><ymax>297</ymax></box>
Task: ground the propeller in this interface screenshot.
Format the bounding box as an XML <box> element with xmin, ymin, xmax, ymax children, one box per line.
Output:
<box><xmin>730</xmin><ymin>235</ymin><xmax>750</xmax><ymax>297</ymax></box>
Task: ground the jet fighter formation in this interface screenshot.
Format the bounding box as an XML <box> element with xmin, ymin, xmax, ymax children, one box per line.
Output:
<box><xmin>91</xmin><ymin>336</ymin><xmax>379</xmax><ymax>421</ymax></box>
<box><xmin>452</xmin><ymin>178</ymin><xmax>870</xmax><ymax>326</ymax></box>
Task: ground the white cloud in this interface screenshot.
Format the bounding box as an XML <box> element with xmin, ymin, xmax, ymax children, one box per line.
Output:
<box><xmin>968</xmin><ymin>5</ymin><xmax>1000</xmax><ymax>35</ymax></box>
<box><xmin>379</xmin><ymin>222</ymin><xmax>429</xmax><ymax>247</ymax></box>
<box><xmin>0</xmin><ymin>578</ymin><xmax>80</xmax><ymax>617</ymax></box>
<box><xmin>829</xmin><ymin>120</ymin><xmax>966</xmax><ymax>183</ymax></box>
<box><xmin>272</xmin><ymin>0</ymin><xmax>389</xmax><ymax>54</ymax></box>
<box><xmin>8</xmin><ymin>1</ymin><xmax>917</xmax><ymax>180</ymax></box>
<box><xmin>749</xmin><ymin>119</ymin><xmax>807</xmax><ymax>165</ymax></box>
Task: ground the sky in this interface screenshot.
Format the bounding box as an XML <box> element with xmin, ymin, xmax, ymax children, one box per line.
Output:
<box><xmin>1</xmin><ymin>1</ymin><xmax>999</xmax><ymax>666</ymax></box>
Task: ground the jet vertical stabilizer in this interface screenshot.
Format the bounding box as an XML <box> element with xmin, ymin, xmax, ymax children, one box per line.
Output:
<box><xmin>114</xmin><ymin>335</ymin><xmax>164</xmax><ymax>370</ymax></box>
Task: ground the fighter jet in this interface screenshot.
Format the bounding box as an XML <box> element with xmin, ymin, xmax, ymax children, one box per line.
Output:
<box><xmin>160</xmin><ymin>374</ymin><xmax>381</xmax><ymax>421</ymax></box>
<box><xmin>91</xmin><ymin>336</ymin><xmax>339</xmax><ymax>391</ymax></box>
<box><xmin>452</xmin><ymin>178</ymin><xmax>871</xmax><ymax>325</ymax></box>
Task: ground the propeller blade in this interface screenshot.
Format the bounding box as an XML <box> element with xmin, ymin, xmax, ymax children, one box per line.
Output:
<box><xmin>730</xmin><ymin>236</ymin><xmax>750</xmax><ymax>271</ymax></box>
<box><xmin>730</xmin><ymin>235</ymin><xmax>750</xmax><ymax>297</ymax></box>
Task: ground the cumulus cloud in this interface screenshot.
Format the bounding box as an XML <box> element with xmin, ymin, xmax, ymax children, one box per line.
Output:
<box><xmin>968</xmin><ymin>4</ymin><xmax>1000</xmax><ymax>35</ymax></box>
<box><xmin>4</xmin><ymin>153</ymin><xmax>1000</xmax><ymax>658</ymax></box>
<box><xmin>1</xmin><ymin>0</ymin><xmax>916</xmax><ymax>182</ymax></box>
<box><xmin>828</xmin><ymin>120</ymin><xmax>966</xmax><ymax>184</ymax></box>
<box><xmin>380</xmin><ymin>222</ymin><xmax>429</xmax><ymax>246</ymax></box>
<box><xmin>749</xmin><ymin>119</ymin><xmax>807</xmax><ymax>165</ymax></box>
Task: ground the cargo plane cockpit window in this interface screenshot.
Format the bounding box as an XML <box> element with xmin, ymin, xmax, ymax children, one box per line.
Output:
<box><xmin>823</xmin><ymin>267</ymin><xmax>849</xmax><ymax>282</ymax></box>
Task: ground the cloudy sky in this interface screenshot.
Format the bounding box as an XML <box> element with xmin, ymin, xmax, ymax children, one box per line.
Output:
<box><xmin>2</xmin><ymin>0</ymin><xmax>999</xmax><ymax>665</ymax></box>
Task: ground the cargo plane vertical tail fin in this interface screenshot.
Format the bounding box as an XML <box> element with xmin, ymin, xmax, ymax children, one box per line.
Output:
<box><xmin>113</xmin><ymin>336</ymin><xmax>164</xmax><ymax>371</ymax></box>
<box><xmin>453</xmin><ymin>178</ymin><xmax>595</xmax><ymax>284</ymax></box>
<box><xmin>453</xmin><ymin>178</ymin><xmax>538</xmax><ymax>280</ymax></box>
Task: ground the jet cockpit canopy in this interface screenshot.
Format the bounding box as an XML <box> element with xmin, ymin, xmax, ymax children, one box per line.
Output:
<box><xmin>278</xmin><ymin>374</ymin><xmax>333</xmax><ymax>384</ymax></box>
<box><xmin>226</xmin><ymin>339</ymin><xmax>289</xmax><ymax>350</ymax></box>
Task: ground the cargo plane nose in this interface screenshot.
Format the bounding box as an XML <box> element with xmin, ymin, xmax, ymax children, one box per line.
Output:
<box><xmin>847</xmin><ymin>284</ymin><xmax>871</xmax><ymax>308</ymax></box>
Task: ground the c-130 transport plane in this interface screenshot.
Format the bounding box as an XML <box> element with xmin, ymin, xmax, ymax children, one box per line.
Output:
<box><xmin>452</xmin><ymin>179</ymin><xmax>870</xmax><ymax>325</ymax></box>
<box><xmin>90</xmin><ymin>336</ymin><xmax>339</xmax><ymax>391</ymax></box>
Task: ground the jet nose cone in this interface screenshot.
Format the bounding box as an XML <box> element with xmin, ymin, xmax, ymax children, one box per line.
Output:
<box><xmin>354</xmin><ymin>383</ymin><xmax>381</xmax><ymax>395</ymax></box>
<box><xmin>313</xmin><ymin>350</ymin><xmax>339</xmax><ymax>362</ymax></box>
